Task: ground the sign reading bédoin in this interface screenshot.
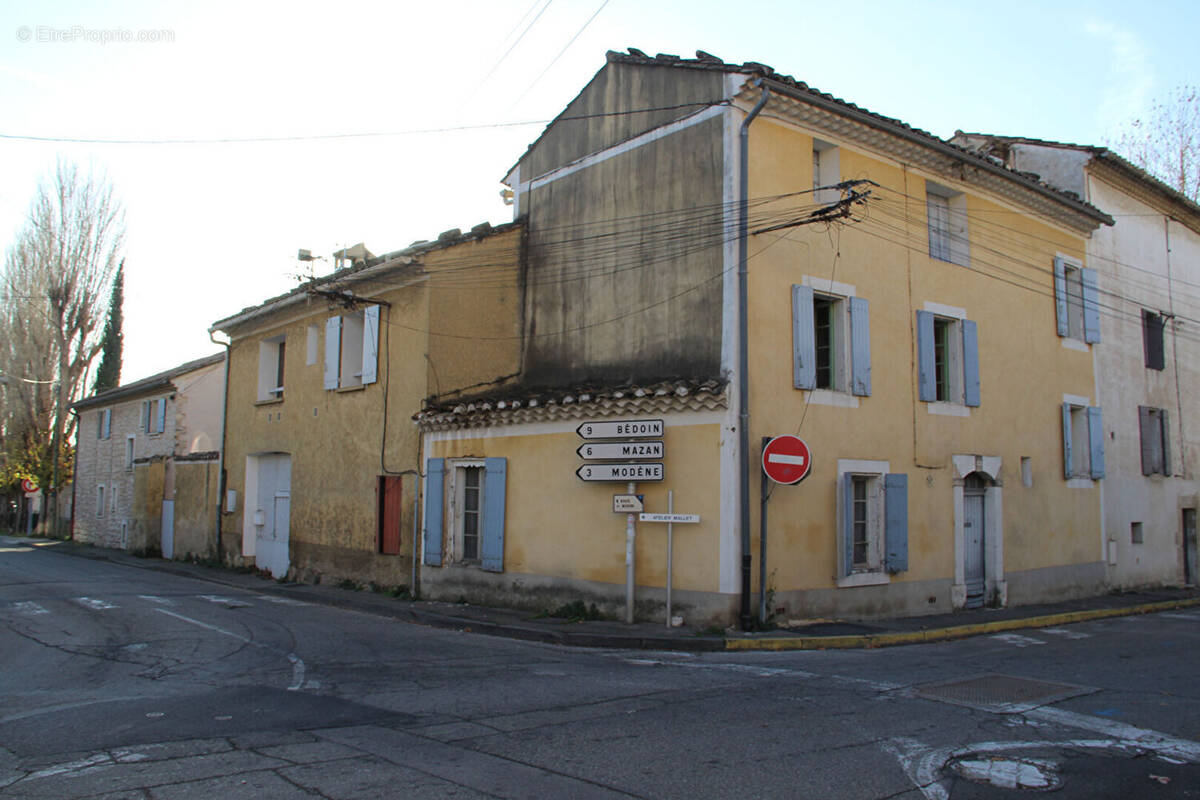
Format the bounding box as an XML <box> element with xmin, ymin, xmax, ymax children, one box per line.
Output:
<box><xmin>576</xmin><ymin>419</ymin><xmax>665</xmax><ymax>482</ymax></box>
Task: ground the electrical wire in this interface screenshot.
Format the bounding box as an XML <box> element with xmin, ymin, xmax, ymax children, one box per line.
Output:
<box><xmin>513</xmin><ymin>0</ymin><xmax>610</xmax><ymax>104</ymax></box>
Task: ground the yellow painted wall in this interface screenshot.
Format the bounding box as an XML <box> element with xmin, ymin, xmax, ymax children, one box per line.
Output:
<box><xmin>743</xmin><ymin>119</ymin><xmax>1101</xmax><ymax>603</ymax></box>
<box><xmin>218</xmin><ymin>227</ymin><xmax>522</xmax><ymax>585</ymax></box>
<box><xmin>424</xmin><ymin>417</ymin><xmax>726</xmax><ymax>614</ymax></box>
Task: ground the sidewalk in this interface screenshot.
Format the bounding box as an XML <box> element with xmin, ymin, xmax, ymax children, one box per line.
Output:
<box><xmin>12</xmin><ymin>535</ymin><xmax>1200</xmax><ymax>652</ymax></box>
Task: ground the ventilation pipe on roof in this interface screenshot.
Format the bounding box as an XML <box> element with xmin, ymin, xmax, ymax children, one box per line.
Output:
<box><xmin>738</xmin><ymin>79</ymin><xmax>770</xmax><ymax>630</ymax></box>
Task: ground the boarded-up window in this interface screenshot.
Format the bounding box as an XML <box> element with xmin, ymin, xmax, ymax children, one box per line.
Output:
<box><xmin>378</xmin><ymin>475</ymin><xmax>403</xmax><ymax>555</ymax></box>
<box><xmin>1139</xmin><ymin>405</ymin><xmax>1170</xmax><ymax>476</ymax></box>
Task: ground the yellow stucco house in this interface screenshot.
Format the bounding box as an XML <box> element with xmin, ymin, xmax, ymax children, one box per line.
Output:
<box><xmin>214</xmin><ymin>49</ymin><xmax>1118</xmax><ymax>628</ymax></box>
<box><xmin>417</xmin><ymin>50</ymin><xmax>1114</xmax><ymax>626</ymax></box>
<box><xmin>210</xmin><ymin>225</ymin><xmax>524</xmax><ymax>588</ymax></box>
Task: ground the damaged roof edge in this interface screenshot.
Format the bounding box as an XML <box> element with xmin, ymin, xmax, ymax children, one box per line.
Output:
<box><xmin>210</xmin><ymin>219</ymin><xmax>523</xmax><ymax>334</ymax></box>
<box><xmin>506</xmin><ymin>48</ymin><xmax>1111</xmax><ymax>228</ymax></box>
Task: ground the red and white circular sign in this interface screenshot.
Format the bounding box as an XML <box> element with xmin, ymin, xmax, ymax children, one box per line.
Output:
<box><xmin>20</xmin><ymin>477</ymin><xmax>38</xmax><ymax>494</ymax></box>
<box><xmin>761</xmin><ymin>435</ymin><xmax>812</xmax><ymax>485</ymax></box>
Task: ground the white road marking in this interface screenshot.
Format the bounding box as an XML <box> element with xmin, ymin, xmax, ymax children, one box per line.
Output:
<box><xmin>1040</xmin><ymin>627</ymin><xmax>1090</xmax><ymax>639</ymax></box>
<box><xmin>23</xmin><ymin>753</ymin><xmax>120</xmax><ymax>780</ymax></box>
<box><xmin>1027</xmin><ymin>706</ymin><xmax>1200</xmax><ymax>763</ymax></box>
<box><xmin>198</xmin><ymin>594</ymin><xmax>251</xmax><ymax>607</ymax></box>
<box><xmin>72</xmin><ymin>597</ymin><xmax>116</xmax><ymax>610</ymax></box>
<box><xmin>1158</xmin><ymin>612</ymin><xmax>1200</xmax><ymax>621</ymax></box>
<box><xmin>12</xmin><ymin>601</ymin><xmax>48</xmax><ymax>615</ymax></box>
<box><xmin>154</xmin><ymin>608</ymin><xmax>308</xmax><ymax>692</ymax></box>
<box><xmin>622</xmin><ymin>657</ymin><xmax>903</xmax><ymax>690</ymax></box>
<box><xmin>138</xmin><ymin>595</ymin><xmax>175</xmax><ymax>605</ymax></box>
<box><xmin>259</xmin><ymin>595</ymin><xmax>305</xmax><ymax>605</ymax></box>
<box><xmin>989</xmin><ymin>633</ymin><xmax>1044</xmax><ymax>648</ymax></box>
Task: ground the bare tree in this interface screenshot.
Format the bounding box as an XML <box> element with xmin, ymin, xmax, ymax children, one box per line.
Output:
<box><xmin>1112</xmin><ymin>85</ymin><xmax>1200</xmax><ymax>202</ymax></box>
<box><xmin>1</xmin><ymin>161</ymin><xmax>125</xmax><ymax>534</ymax></box>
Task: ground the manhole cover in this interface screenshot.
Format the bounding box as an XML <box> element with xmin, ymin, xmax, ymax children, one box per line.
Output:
<box><xmin>915</xmin><ymin>673</ymin><xmax>1096</xmax><ymax>712</ymax></box>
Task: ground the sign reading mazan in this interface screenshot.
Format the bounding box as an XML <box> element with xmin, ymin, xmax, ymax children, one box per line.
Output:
<box><xmin>577</xmin><ymin>441</ymin><xmax>664</xmax><ymax>460</ymax></box>
<box><xmin>576</xmin><ymin>419</ymin><xmax>664</xmax><ymax>439</ymax></box>
<box><xmin>577</xmin><ymin>463</ymin><xmax>664</xmax><ymax>482</ymax></box>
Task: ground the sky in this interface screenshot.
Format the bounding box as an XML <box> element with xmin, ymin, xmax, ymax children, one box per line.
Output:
<box><xmin>2</xmin><ymin>0</ymin><xmax>1197</xmax><ymax>386</ymax></box>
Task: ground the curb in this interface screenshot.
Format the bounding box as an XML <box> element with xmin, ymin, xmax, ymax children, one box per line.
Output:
<box><xmin>724</xmin><ymin>596</ymin><xmax>1200</xmax><ymax>651</ymax></box>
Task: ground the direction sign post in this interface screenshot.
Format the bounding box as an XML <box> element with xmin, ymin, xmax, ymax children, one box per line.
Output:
<box><xmin>576</xmin><ymin>419</ymin><xmax>664</xmax><ymax>439</ymax></box>
<box><xmin>576</xmin><ymin>463</ymin><xmax>664</xmax><ymax>482</ymax></box>
<box><xmin>577</xmin><ymin>441</ymin><xmax>664</xmax><ymax>460</ymax></box>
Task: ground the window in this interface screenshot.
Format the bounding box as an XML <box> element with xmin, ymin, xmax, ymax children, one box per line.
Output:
<box><xmin>110</xmin><ymin>485</ymin><xmax>118</xmax><ymax>515</ymax></box>
<box><xmin>306</xmin><ymin>324</ymin><xmax>319</xmax><ymax>366</ymax></box>
<box><xmin>812</xmin><ymin>140</ymin><xmax>841</xmax><ymax>205</ymax></box>
<box><xmin>97</xmin><ymin>485</ymin><xmax>105</xmax><ymax>517</ymax></box>
<box><xmin>257</xmin><ymin>335</ymin><xmax>286</xmax><ymax>401</ymax></box>
<box><xmin>1053</xmin><ymin>257</ymin><xmax>1100</xmax><ymax>343</ymax></box>
<box><xmin>141</xmin><ymin>398</ymin><xmax>166</xmax><ymax>434</ymax></box>
<box><xmin>917</xmin><ymin>310</ymin><xmax>980</xmax><ymax>406</ymax></box>
<box><xmin>324</xmin><ymin>305</ymin><xmax>380</xmax><ymax>390</ymax></box>
<box><xmin>422</xmin><ymin>457</ymin><xmax>507</xmax><ymax>572</ymax></box>
<box><xmin>1131</xmin><ymin>521</ymin><xmax>1144</xmax><ymax>544</ymax></box>
<box><xmin>926</xmin><ymin>183</ymin><xmax>969</xmax><ymax>266</ymax></box>
<box><xmin>125</xmin><ymin>436</ymin><xmax>135</xmax><ymax>471</ymax></box>
<box><xmin>1143</xmin><ymin>310</ymin><xmax>1165</xmax><ymax>370</ymax></box>
<box><xmin>1020</xmin><ymin>456</ymin><xmax>1033</xmax><ymax>488</ymax></box>
<box><xmin>1062</xmin><ymin>402</ymin><xmax>1104</xmax><ymax>480</ymax></box>
<box><xmin>838</xmin><ymin>467</ymin><xmax>907</xmax><ymax>578</ymax></box>
<box><xmin>97</xmin><ymin>408</ymin><xmax>111</xmax><ymax>440</ymax></box>
<box><xmin>377</xmin><ymin>475</ymin><xmax>403</xmax><ymax>555</ymax></box>
<box><xmin>1139</xmin><ymin>405</ymin><xmax>1170</xmax><ymax>476</ymax></box>
<box><xmin>792</xmin><ymin>285</ymin><xmax>870</xmax><ymax>396</ymax></box>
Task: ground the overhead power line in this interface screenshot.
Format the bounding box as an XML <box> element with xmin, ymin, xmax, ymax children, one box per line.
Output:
<box><xmin>0</xmin><ymin>101</ymin><xmax>729</xmax><ymax>146</ymax></box>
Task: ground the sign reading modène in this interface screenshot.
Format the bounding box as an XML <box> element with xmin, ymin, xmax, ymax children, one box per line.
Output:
<box><xmin>577</xmin><ymin>463</ymin><xmax>664</xmax><ymax>482</ymax></box>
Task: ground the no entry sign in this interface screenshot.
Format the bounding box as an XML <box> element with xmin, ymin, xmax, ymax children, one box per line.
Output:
<box><xmin>761</xmin><ymin>435</ymin><xmax>812</xmax><ymax>485</ymax></box>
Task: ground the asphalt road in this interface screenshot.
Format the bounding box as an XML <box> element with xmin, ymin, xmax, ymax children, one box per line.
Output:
<box><xmin>1</xmin><ymin>537</ymin><xmax>1198</xmax><ymax>799</ymax></box>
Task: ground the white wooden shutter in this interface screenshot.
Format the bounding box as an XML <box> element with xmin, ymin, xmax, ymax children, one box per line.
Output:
<box><xmin>324</xmin><ymin>316</ymin><xmax>341</xmax><ymax>390</ymax></box>
<box><xmin>361</xmin><ymin>305</ymin><xmax>380</xmax><ymax>386</ymax></box>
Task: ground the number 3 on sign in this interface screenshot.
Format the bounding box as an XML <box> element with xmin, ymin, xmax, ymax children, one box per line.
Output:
<box><xmin>582</xmin><ymin>466</ymin><xmax>592</xmax><ymax>478</ymax></box>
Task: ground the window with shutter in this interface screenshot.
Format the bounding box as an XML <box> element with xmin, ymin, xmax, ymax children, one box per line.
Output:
<box><xmin>917</xmin><ymin>310</ymin><xmax>979</xmax><ymax>407</ymax></box>
<box><xmin>1139</xmin><ymin>405</ymin><xmax>1170</xmax><ymax>476</ymax></box>
<box><xmin>837</xmin><ymin>460</ymin><xmax>898</xmax><ymax>581</ymax></box>
<box><xmin>792</xmin><ymin>285</ymin><xmax>870</xmax><ymax>397</ymax></box>
<box><xmin>324</xmin><ymin>305</ymin><xmax>380</xmax><ymax>390</ymax></box>
<box><xmin>1062</xmin><ymin>402</ymin><xmax>1104</xmax><ymax>481</ymax></box>
<box><xmin>1054</xmin><ymin>258</ymin><xmax>1097</xmax><ymax>343</ymax></box>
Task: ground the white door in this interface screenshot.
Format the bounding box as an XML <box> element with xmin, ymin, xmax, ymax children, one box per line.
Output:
<box><xmin>252</xmin><ymin>454</ymin><xmax>292</xmax><ymax>579</ymax></box>
<box><xmin>964</xmin><ymin>492</ymin><xmax>985</xmax><ymax>609</ymax></box>
<box><xmin>161</xmin><ymin>500</ymin><xmax>175</xmax><ymax>560</ymax></box>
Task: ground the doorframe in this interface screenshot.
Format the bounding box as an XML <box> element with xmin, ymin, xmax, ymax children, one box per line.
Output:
<box><xmin>951</xmin><ymin>454</ymin><xmax>1005</xmax><ymax>609</ymax></box>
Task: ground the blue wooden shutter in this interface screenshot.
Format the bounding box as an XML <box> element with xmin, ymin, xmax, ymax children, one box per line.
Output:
<box><xmin>481</xmin><ymin>458</ymin><xmax>507</xmax><ymax>572</ymax></box>
<box><xmin>962</xmin><ymin>319</ymin><xmax>980</xmax><ymax>407</ymax></box>
<box><xmin>361</xmin><ymin>305</ymin><xmax>380</xmax><ymax>386</ymax></box>
<box><xmin>916</xmin><ymin>310</ymin><xmax>936</xmax><ymax>401</ymax></box>
<box><xmin>1088</xmin><ymin>406</ymin><xmax>1105</xmax><ymax>479</ymax></box>
<box><xmin>1062</xmin><ymin>403</ymin><xmax>1073</xmax><ymax>479</ymax></box>
<box><xmin>423</xmin><ymin>458</ymin><xmax>444</xmax><ymax>566</ymax></box>
<box><xmin>841</xmin><ymin>473</ymin><xmax>854</xmax><ymax>576</ymax></box>
<box><xmin>1053</xmin><ymin>258</ymin><xmax>1069</xmax><ymax>337</ymax></box>
<box><xmin>324</xmin><ymin>316</ymin><xmax>341</xmax><ymax>390</ymax></box>
<box><xmin>792</xmin><ymin>285</ymin><xmax>815</xmax><ymax>390</ymax></box>
<box><xmin>155</xmin><ymin>398</ymin><xmax>167</xmax><ymax>434</ymax></box>
<box><xmin>849</xmin><ymin>296</ymin><xmax>871</xmax><ymax>397</ymax></box>
<box><xmin>884</xmin><ymin>473</ymin><xmax>908</xmax><ymax>574</ymax></box>
<box><xmin>1081</xmin><ymin>268</ymin><xmax>1101</xmax><ymax>343</ymax></box>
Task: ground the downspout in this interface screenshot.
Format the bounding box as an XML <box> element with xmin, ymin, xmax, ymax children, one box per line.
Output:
<box><xmin>738</xmin><ymin>79</ymin><xmax>770</xmax><ymax>629</ymax></box>
<box><xmin>209</xmin><ymin>330</ymin><xmax>232</xmax><ymax>563</ymax></box>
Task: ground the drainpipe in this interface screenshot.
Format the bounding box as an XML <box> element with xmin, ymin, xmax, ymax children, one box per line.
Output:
<box><xmin>738</xmin><ymin>79</ymin><xmax>770</xmax><ymax>630</ymax></box>
<box><xmin>209</xmin><ymin>330</ymin><xmax>232</xmax><ymax>563</ymax></box>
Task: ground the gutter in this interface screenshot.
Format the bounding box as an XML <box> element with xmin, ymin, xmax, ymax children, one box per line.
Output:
<box><xmin>738</xmin><ymin>80</ymin><xmax>769</xmax><ymax>630</ymax></box>
<box><xmin>209</xmin><ymin>330</ymin><xmax>231</xmax><ymax>563</ymax></box>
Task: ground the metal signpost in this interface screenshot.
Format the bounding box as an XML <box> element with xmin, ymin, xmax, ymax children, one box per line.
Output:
<box><xmin>577</xmin><ymin>419</ymin><xmax>664</xmax><ymax>623</ymax></box>
<box><xmin>637</xmin><ymin>490</ymin><xmax>700</xmax><ymax>627</ymax></box>
<box><xmin>758</xmin><ymin>435</ymin><xmax>813</xmax><ymax>624</ymax></box>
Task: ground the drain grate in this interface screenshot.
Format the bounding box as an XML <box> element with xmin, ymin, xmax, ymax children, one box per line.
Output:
<box><xmin>914</xmin><ymin>673</ymin><xmax>1096</xmax><ymax>713</ymax></box>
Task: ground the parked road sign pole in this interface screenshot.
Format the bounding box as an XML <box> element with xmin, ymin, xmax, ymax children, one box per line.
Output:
<box><xmin>666</xmin><ymin>490</ymin><xmax>674</xmax><ymax>628</ymax></box>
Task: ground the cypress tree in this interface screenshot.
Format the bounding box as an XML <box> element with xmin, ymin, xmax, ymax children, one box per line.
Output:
<box><xmin>93</xmin><ymin>260</ymin><xmax>123</xmax><ymax>393</ymax></box>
